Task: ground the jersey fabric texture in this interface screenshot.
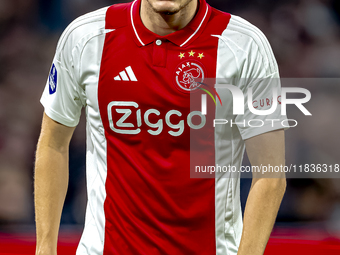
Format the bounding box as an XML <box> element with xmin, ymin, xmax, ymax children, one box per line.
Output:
<box><xmin>40</xmin><ymin>0</ymin><xmax>286</xmax><ymax>254</ymax></box>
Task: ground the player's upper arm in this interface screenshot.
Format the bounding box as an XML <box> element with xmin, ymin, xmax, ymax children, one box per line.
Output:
<box><xmin>245</xmin><ymin>129</ymin><xmax>285</xmax><ymax>179</ymax></box>
<box><xmin>38</xmin><ymin>113</ymin><xmax>76</xmax><ymax>153</ymax></box>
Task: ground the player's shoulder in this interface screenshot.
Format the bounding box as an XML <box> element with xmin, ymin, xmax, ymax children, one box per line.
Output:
<box><xmin>209</xmin><ymin>8</ymin><xmax>278</xmax><ymax>74</ymax></box>
<box><xmin>56</xmin><ymin>7</ymin><xmax>108</xmax><ymax>50</ymax></box>
<box><xmin>209</xmin><ymin>7</ymin><xmax>271</xmax><ymax>49</ymax></box>
<box><xmin>56</xmin><ymin>3</ymin><xmax>130</xmax><ymax>53</ymax></box>
<box><xmin>225</xmin><ymin>15</ymin><xmax>270</xmax><ymax>47</ymax></box>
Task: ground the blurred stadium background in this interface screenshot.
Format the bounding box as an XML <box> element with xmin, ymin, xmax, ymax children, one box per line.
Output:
<box><xmin>0</xmin><ymin>0</ymin><xmax>340</xmax><ymax>254</ymax></box>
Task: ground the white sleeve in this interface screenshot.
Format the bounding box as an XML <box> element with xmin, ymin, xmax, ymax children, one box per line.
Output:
<box><xmin>40</xmin><ymin>31</ymin><xmax>84</xmax><ymax>127</ymax></box>
<box><xmin>235</xmin><ymin>25</ymin><xmax>288</xmax><ymax>140</ymax></box>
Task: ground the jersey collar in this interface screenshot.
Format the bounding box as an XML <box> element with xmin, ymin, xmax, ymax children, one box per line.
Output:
<box><xmin>129</xmin><ymin>0</ymin><xmax>211</xmax><ymax>47</ymax></box>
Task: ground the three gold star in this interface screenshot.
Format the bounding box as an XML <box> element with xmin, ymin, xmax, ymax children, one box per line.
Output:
<box><xmin>178</xmin><ymin>51</ymin><xmax>204</xmax><ymax>59</ymax></box>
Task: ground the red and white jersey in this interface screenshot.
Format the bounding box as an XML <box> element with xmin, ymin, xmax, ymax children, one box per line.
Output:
<box><xmin>41</xmin><ymin>0</ymin><xmax>286</xmax><ymax>254</ymax></box>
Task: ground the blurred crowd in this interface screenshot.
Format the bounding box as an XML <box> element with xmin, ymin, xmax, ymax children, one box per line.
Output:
<box><xmin>0</xmin><ymin>0</ymin><xmax>339</xmax><ymax>232</ymax></box>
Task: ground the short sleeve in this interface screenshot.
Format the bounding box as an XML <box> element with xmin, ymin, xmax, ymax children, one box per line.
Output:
<box><xmin>235</xmin><ymin>28</ymin><xmax>288</xmax><ymax>140</ymax></box>
<box><xmin>40</xmin><ymin>34</ymin><xmax>84</xmax><ymax>127</ymax></box>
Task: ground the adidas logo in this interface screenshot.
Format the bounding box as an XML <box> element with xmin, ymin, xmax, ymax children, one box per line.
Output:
<box><xmin>114</xmin><ymin>66</ymin><xmax>137</xmax><ymax>81</ymax></box>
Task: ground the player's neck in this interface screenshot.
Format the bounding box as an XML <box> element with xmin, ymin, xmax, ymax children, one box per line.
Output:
<box><xmin>140</xmin><ymin>0</ymin><xmax>198</xmax><ymax>36</ymax></box>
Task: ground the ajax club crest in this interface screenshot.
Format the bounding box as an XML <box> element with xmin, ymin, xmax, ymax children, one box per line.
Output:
<box><xmin>174</xmin><ymin>60</ymin><xmax>205</xmax><ymax>92</ymax></box>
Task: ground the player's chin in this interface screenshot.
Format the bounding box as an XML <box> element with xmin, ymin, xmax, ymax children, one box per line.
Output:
<box><xmin>151</xmin><ymin>2</ymin><xmax>181</xmax><ymax>14</ymax></box>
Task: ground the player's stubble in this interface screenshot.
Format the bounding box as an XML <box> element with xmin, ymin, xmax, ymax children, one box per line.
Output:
<box><xmin>146</xmin><ymin>0</ymin><xmax>194</xmax><ymax>15</ymax></box>
<box><xmin>145</xmin><ymin>0</ymin><xmax>195</xmax><ymax>15</ymax></box>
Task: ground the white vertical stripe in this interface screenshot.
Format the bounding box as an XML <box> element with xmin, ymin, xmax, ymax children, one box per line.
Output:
<box><xmin>119</xmin><ymin>71</ymin><xmax>129</xmax><ymax>81</ymax></box>
<box><xmin>130</xmin><ymin>0</ymin><xmax>145</xmax><ymax>46</ymax></box>
<box><xmin>75</xmin><ymin>19</ymin><xmax>108</xmax><ymax>255</ymax></box>
<box><xmin>125</xmin><ymin>66</ymin><xmax>137</xmax><ymax>81</ymax></box>
<box><xmin>180</xmin><ymin>5</ymin><xmax>209</xmax><ymax>47</ymax></box>
<box><xmin>214</xmin><ymin>25</ymin><xmax>244</xmax><ymax>255</ymax></box>
<box><xmin>114</xmin><ymin>75</ymin><xmax>121</xmax><ymax>80</ymax></box>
